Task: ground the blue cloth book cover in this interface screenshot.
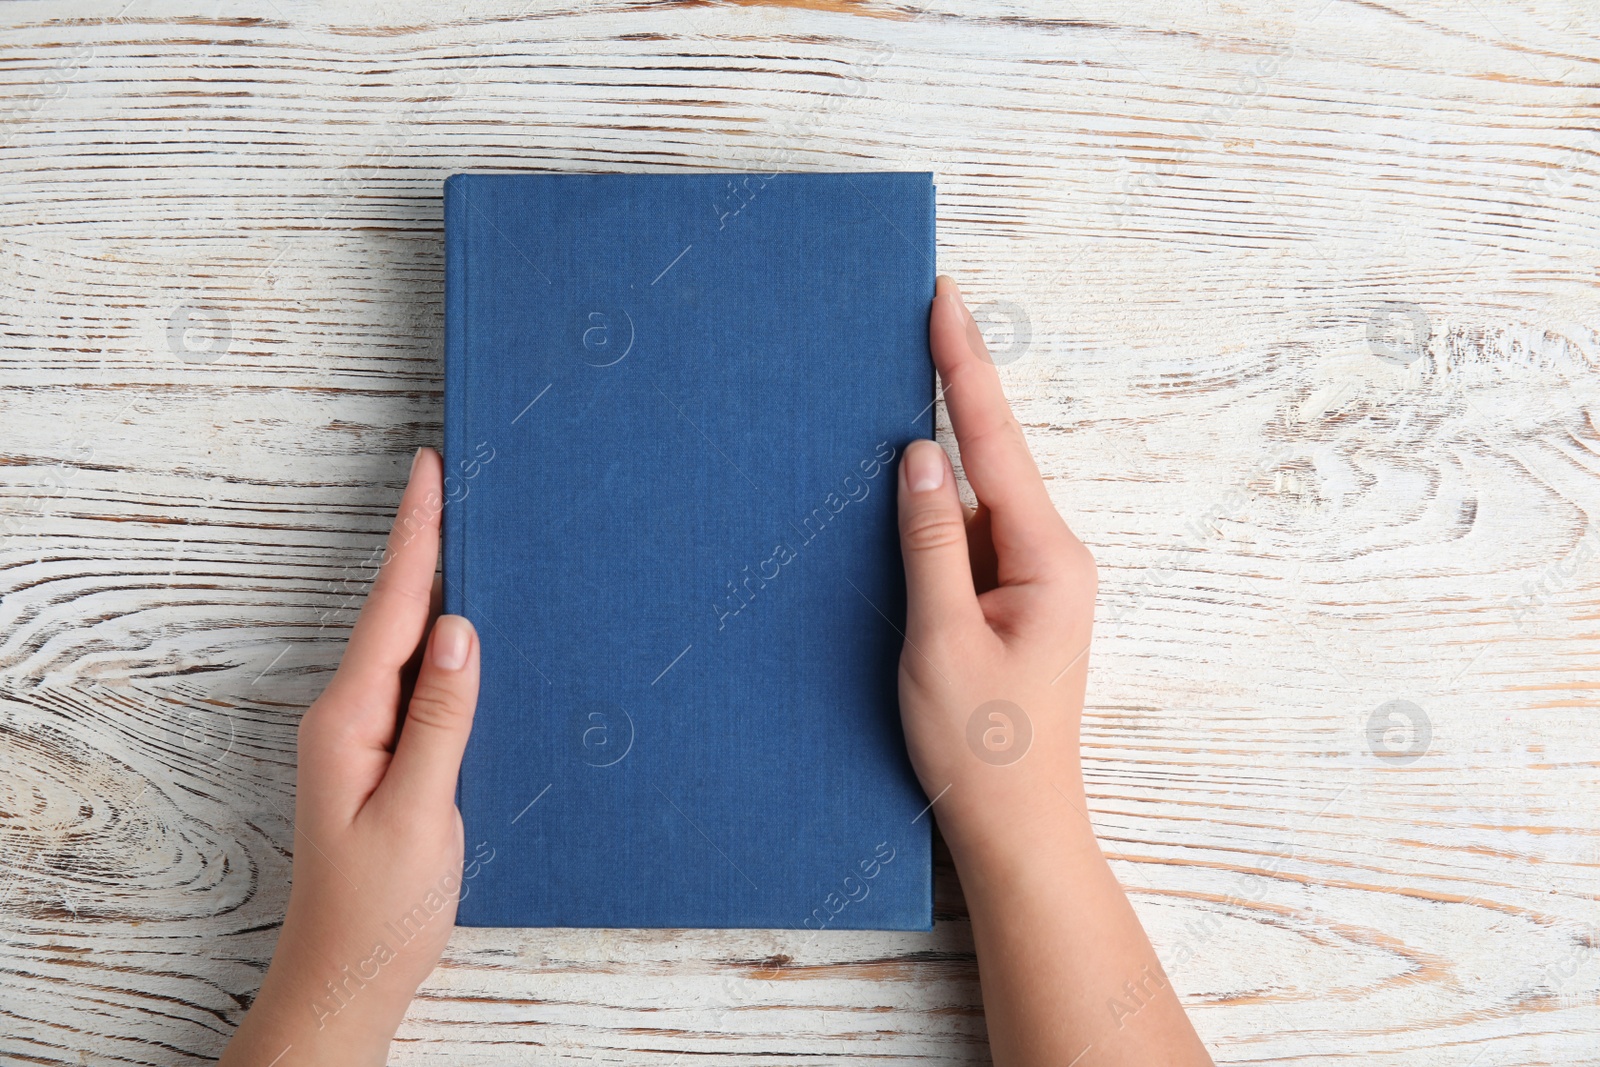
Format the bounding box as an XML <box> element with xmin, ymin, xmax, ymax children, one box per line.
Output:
<box><xmin>443</xmin><ymin>171</ymin><xmax>936</xmax><ymax>929</ymax></box>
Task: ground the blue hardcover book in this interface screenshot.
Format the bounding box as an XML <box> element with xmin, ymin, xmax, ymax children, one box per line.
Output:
<box><xmin>444</xmin><ymin>171</ymin><xmax>935</xmax><ymax>929</ymax></box>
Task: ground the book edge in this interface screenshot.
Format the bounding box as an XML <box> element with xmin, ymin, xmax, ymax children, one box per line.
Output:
<box><xmin>919</xmin><ymin>174</ymin><xmax>938</xmax><ymax>931</ymax></box>
<box><xmin>444</xmin><ymin>172</ymin><xmax>470</xmax><ymax>911</ymax></box>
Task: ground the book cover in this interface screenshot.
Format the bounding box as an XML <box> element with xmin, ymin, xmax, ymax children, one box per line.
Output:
<box><xmin>444</xmin><ymin>170</ymin><xmax>936</xmax><ymax>929</ymax></box>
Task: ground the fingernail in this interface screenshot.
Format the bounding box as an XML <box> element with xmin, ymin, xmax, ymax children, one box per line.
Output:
<box><xmin>941</xmin><ymin>277</ymin><xmax>969</xmax><ymax>315</ymax></box>
<box><xmin>942</xmin><ymin>285</ymin><xmax>967</xmax><ymax>321</ymax></box>
<box><xmin>905</xmin><ymin>441</ymin><xmax>946</xmax><ymax>493</ymax></box>
<box><xmin>945</xmin><ymin>283</ymin><xmax>987</xmax><ymax>358</ymax></box>
<box><xmin>410</xmin><ymin>446</ymin><xmax>425</xmax><ymax>477</ymax></box>
<box><xmin>432</xmin><ymin>615</ymin><xmax>472</xmax><ymax>671</ymax></box>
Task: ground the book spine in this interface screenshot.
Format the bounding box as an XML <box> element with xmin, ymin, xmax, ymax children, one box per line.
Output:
<box><xmin>441</xmin><ymin>174</ymin><xmax>471</xmax><ymax>846</ymax></box>
<box><xmin>920</xmin><ymin>177</ymin><xmax>938</xmax><ymax>441</ymax></box>
<box><xmin>442</xmin><ymin>174</ymin><xmax>467</xmax><ymax>619</ymax></box>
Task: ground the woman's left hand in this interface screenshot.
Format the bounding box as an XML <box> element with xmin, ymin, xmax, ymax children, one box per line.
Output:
<box><xmin>220</xmin><ymin>446</ymin><xmax>481</xmax><ymax>1067</ymax></box>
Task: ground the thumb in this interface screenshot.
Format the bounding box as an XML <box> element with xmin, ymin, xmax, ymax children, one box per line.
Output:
<box><xmin>897</xmin><ymin>439</ymin><xmax>982</xmax><ymax>642</ymax></box>
<box><xmin>375</xmin><ymin>614</ymin><xmax>480</xmax><ymax>816</ymax></box>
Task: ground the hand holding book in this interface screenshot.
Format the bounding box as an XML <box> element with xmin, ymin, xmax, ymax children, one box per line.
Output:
<box><xmin>219</xmin><ymin>448</ymin><xmax>482</xmax><ymax>1067</ymax></box>
<box><xmin>895</xmin><ymin>276</ymin><xmax>1213</xmax><ymax>1067</ymax></box>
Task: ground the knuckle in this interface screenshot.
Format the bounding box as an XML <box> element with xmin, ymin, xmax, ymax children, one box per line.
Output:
<box><xmin>298</xmin><ymin>708</ymin><xmax>355</xmax><ymax>756</ymax></box>
<box><xmin>369</xmin><ymin>572</ymin><xmax>431</xmax><ymax>609</ymax></box>
<box><xmin>961</xmin><ymin>413</ymin><xmax>1027</xmax><ymax>459</ymax></box>
<box><xmin>916</xmin><ymin>627</ymin><xmax>973</xmax><ymax>669</ymax></box>
<box><xmin>942</xmin><ymin>356</ymin><xmax>992</xmax><ymax>396</ymax></box>
<box><xmin>296</xmin><ymin>702</ymin><xmax>330</xmax><ymax>754</ymax></box>
<box><xmin>405</xmin><ymin>683</ymin><xmax>469</xmax><ymax>733</ymax></box>
<box><xmin>901</xmin><ymin>507</ymin><xmax>967</xmax><ymax>553</ymax></box>
<box><xmin>1069</xmin><ymin>540</ymin><xmax>1099</xmax><ymax>589</ymax></box>
<box><xmin>294</xmin><ymin>717</ymin><xmax>315</xmax><ymax>759</ymax></box>
<box><xmin>985</xmin><ymin>415</ymin><xmax>1027</xmax><ymax>449</ymax></box>
<box><xmin>1035</xmin><ymin>525</ymin><xmax>1096</xmax><ymax>584</ymax></box>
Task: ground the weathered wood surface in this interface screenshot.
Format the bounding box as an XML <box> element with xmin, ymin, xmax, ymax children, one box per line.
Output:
<box><xmin>2</xmin><ymin>1</ymin><xmax>1598</xmax><ymax>1063</ymax></box>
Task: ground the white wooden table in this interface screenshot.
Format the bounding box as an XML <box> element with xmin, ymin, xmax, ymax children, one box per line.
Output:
<box><xmin>3</xmin><ymin>2</ymin><xmax>1598</xmax><ymax>1063</ymax></box>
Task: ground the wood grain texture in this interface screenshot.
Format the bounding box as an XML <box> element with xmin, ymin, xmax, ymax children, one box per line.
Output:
<box><xmin>2</xmin><ymin>0</ymin><xmax>1599</xmax><ymax>1063</ymax></box>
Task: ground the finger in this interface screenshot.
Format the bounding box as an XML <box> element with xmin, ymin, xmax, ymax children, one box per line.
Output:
<box><xmin>930</xmin><ymin>276</ymin><xmax>1069</xmax><ymax>580</ymax></box>
<box><xmin>397</xmin><ymin>572</ymin><xmax>446</xmax><ymax>713</ymax></box>
<box><xmin>372</xmin><ymin>614</ymin><xmax>479</xmax><ymax>818</ymax></box>
<box><xmin>323</xmin><ymin>447</ymin><xmax>446</xmax><ymax>730</ymax></box>
<box><xmin>898</xmin><ymin>439</ymin><xmax>983</xmax><ymax>642</ymax></box>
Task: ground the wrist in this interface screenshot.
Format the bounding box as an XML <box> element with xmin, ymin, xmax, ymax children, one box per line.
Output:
<box><xmin>236</xmin><ymin>990</ymin><xmax>395</xmax><ymax>1067</ymax></box>
<box><xmin>226</xmin><ymin>982</ymin><xmax>395</xmax><ymax>1067</ymax></box>
<box><xmin>224</xmin><ymin>932</ymin><xmax>405</xmax><ymax>1067</ymax></box>
<box><xmin>934</xmin><ymin>769</ymin><xmax>1104</xmax><ymax>877</ymax></box>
